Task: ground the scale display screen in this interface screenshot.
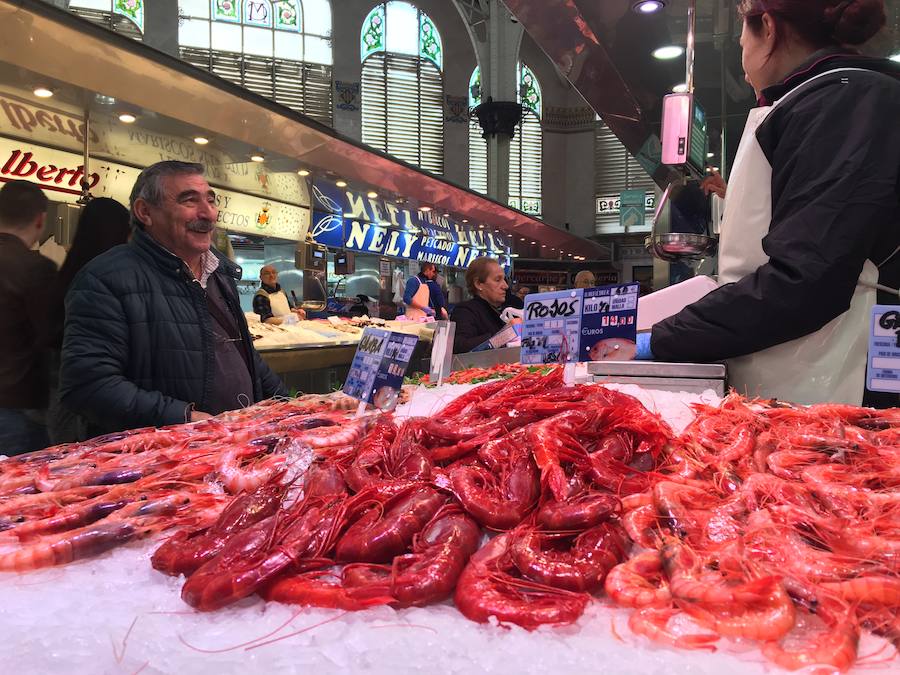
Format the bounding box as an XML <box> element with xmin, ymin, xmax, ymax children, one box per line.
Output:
<box><xmin>688</xmin><ymin>101</ymin><xmax>708</xmax><ymax>176</ymax></box>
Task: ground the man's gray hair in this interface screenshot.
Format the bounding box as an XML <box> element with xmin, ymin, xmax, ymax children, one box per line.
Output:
<box><xmin>129</xmin><ymin>160</ymin><xmax>205</xmax><ymax>229</ymax></box>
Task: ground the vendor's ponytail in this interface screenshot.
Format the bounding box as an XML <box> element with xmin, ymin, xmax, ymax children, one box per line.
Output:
<box><xmin>825</xmin><ymin>0</ymin><xmax>886</xmax><ymax>45</ymax></box>
<box><xmin>738</xmin><ymin>0</ymin><xmax>886</xmax><ymax>49</ymax></box>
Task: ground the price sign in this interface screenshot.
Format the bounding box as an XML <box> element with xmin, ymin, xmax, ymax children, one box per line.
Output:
<box><xmin>521</xmin><ymin>283</ymin><xmax>639</xmax><ymax>365</ymax></box>
<box><xmin>867</xmin><ymin>305</ymin><xmax>900</xmax><ymax>393</ymax></box>
<box><xmin>343</xmin><ymin>327</ymin><xmax>419</xmax><ymax>410</ymax></box>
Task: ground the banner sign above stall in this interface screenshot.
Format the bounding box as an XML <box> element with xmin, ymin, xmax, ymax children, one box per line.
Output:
<box><xmin>0</xmin><ymin>86</ymin><xmax>311</xmax><ymax>207</ymax></box>
<box><xmin>0</xmin><ymin>137</ymin><xmax>310</xmax><ymax>241</ymax></box>
<box><xmin>867</xmin><ymin>305</ymin><xmax>900</xmax><ymax>393</ymax></box>
<box><xmin>343</xmin><ymin>327</ymin><xmax>419</xmax><ymax>411</ymax></box>
<box><xmin>520</xmin><ymin>283</ymin><xmax>639</xmax><ymax>365</ymax></box>
<box><xmin>311</xmin><ymin>179</ymin><xmax>512</xmax><ymax>271</ymax></box>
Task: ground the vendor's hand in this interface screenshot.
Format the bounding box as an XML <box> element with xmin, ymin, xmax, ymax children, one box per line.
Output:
<box><xmin>266</xmin><ymin>316</ymin><xmax>284</xmax><ymax>326</ymax></box>
<box><xmin>507</xmin><ymin>317</ymin><xmax>523</xmax><ymax>326</ymax></box>
<box><xmin>283</xmin><ymin>314</ymin><xmax>299</xmax><ymax>325</ymax></box>
<box><xmin>293</xmin><ymin>308</ymin><xmax>307</xmax><ymax>320</ymax></box>
<box><xmin>439</xmin><ymin>308</ymin><xmax>449</xmax><ymax>320</ymax></box>
<box><xmin>423</xmin><ymin>306</ymin><xmax>435</xmax><ymax>317</ymax></box>
<box><xmin>701</xmin><ymin>169</ymin><xmax>726</xmax><ymax>199</ymax></box>
<box><xmin>191</xmin><ymin>410</ymin><xmax>212</xmax><ymax>422</ymax></box>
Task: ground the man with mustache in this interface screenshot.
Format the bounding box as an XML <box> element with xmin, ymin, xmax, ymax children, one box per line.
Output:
<box><xmin>60</xmin><ymin>161</ymin><xmax>285</xmax><ymax>436</ymax></box>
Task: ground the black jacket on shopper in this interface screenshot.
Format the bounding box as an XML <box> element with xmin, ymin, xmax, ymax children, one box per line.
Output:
<box><xmin>450</xmin><ymin>295</ymin><xmax>505</xmax><ymax>353</ymax></box>
<box><xmin>60</xmin><ymin>228</ymin><xmax>285</xmax><ymax>434</ymax></box>
<box><xmin>651</xmin><ymin>51</ymin><xmax>900</xmax><ymax>363</ymax></box>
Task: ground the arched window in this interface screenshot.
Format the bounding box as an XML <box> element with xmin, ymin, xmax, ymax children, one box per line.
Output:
<box><xmin>510</xmin><ymin>63</ymin><xmax>542</xmax><ymax>216</ymax></box>
<box><xmin>467</xmin><ymin>64</ymin><xmax>542</xmax><ymax>214</ymax></box>
<box><xmin>178</xmin><ymin>0</ymin><xmax>333</xmax><ymax>125</ymax></box>
<box><xmin>594</xmin><ymin>116</ymin><xmax>656</xmax><ymax>234</ymax></box>
<box><xmin>468</xmin><ymin>67</ymin><xmax>487</xmax><ymax>194</ymax></box>
<box><xmin>360</xmin><ymin>2</ymin><xmax>443</xmax><ymax>174</ymax></box>
<box><xmin>68</xmin><ymin>0</ymin><xmax>144</xmax><ymax>40</ymax></box>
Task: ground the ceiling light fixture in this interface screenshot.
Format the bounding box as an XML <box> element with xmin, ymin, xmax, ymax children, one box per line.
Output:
<box><xmin>672</xmin><ymin>82</ymin><xmax>689</xmax><ymax>93</ymax></box>
<box><xmin>33</xmin><ymin>87</ymin><xmax>54</xmax><ymax>98</ymax></box>
<box><xmin>193</xmin><ymin>136</ymin><xmax>209</xmax><ymax>145</ymax></box>
<box><xmin>890</xmin><ymin>52</ymin><xmax>900</xmax><ymax>62</ymax></box>
<box><xmin>632</xmin><ymin>0</ymin><xmax>665</xmax><ymax>14</ymax></box>
<box><xmin>251</xmin><ymin>153</ymin><xmax>265</xmax><ymax>162</ymax></box>
<box><xmin>335</xmin><ymin>179</ymin><xmax>348</xmax><ymax>187</ymax></box>
<box><xmin>706</xmin><ymin>152</ymin><xmax>714</xmax><ymax>158</ymax></box>
<box><xmin>118</xmin><ymin>113</ymin><xmax>137</xmax><ymax>124</ymax></box>
<box><xmin>297</xmin><ymin>169</ymin><xmax>310</xmax><ymax>177</ymax></box>
<box><xmin>462</xmin><ymin>219</ymin><xmax>469</xmax><ymax>223</ymax></box>
<box><xmin>419</xmin><ymin>206</ymin><xmax>432</xmax><ymax>212</ymax></box>
<box><xmin>367</xmin><ymin>190</ymin><xmax>378</xmax><ymax>198</ymax></box>
<box><xmin>653</xmin><ymin>45</ymin><xmax>684</xmax><ymax>60</ymax></box>
<box><xmin>442</xmin><ymin>212</ymin><xmax>450</xmax><ymax>218</ymax></box>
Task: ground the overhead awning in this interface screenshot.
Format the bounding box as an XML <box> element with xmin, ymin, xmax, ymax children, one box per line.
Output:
<box><xmin>0</xmin><ymin>0</ymin><xmax>610</xmax><ymax>261</ymax></box>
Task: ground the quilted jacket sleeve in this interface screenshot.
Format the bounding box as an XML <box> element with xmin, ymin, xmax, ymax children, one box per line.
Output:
<box><xmin>60</xmin><ymin>268</ymin><xmax>191</xmax><ymax>429</ymax></box>
<box><xmin>253</xmin><ymin>349</ymin><xmax>288</xmax><ymax>399</ymax></box>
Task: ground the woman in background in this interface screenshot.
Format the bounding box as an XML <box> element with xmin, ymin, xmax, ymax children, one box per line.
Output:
<box><xmin>47</xmin><ymin>198</ymin><xmax>131</xmax><ymax>443</ymax></box>
<box><xmin>451</xmin><ymin>257</ymin><xmax>522</xmax><ymax>353</ymax></box>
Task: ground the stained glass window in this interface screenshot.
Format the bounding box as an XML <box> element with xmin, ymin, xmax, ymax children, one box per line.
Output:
<box><xmin>469</xmin><ymin>67</ymin><xmax>487</xmax><ymax>194</ymax></box>
<box><xmin>467</xmin><ymin>64</ymin><xmax>543</xmax><ymax>214</ymax></box>
<box><xmin>511</xmin><ymin>63</ymin><xmax>543</xmax><ymax>216</ymax></box>
<box><xmin>360</xmin><ymin>1</ymin><xmax>442</xmax><ymax>70</ymax></box>
<box><xmin>69</xmin><ymin>0</ymin><xmax>144</xmax><ymax>38</ymax></box>
<box><xmin>361</xmin><ymin>2</ymin><xmax>444</xmax><ymax>174</ymax></box>
<box><xmin>179</xmin><ymin>0</ymin><xmax>333</xmax><ymax>125</ymax></box>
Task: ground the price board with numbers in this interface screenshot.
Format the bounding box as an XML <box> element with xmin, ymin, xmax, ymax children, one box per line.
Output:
<box><xmin>867</xmin><ymin>305</ymin><xmax>900</xmax><ymax>393</ymax></box>
<box><xmin>342</xmin><ymin>327</ymin><xmax>419</xmax><ymax>410</ymax></box>
<box><xmin>520</xmin><ymin>283</ymin><xmax>639</xmax><ymax>365</ymax></box>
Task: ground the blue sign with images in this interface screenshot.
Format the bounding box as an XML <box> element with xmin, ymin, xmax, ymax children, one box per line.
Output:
<box><xmin>343</xmin><ymin>327</ymin><xmax>419</xmax><ymax>410</ymax></box>
<box><xmin>520</xmin><ymin>283</ymin><xmax>639</xmax><ymax>365</ymax></box>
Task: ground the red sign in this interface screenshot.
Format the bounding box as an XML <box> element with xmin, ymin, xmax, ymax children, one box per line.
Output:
<box><xmin>0</xmin><ymin>148</ymin><xmax>100</xmax><ymax>195</ymax></box>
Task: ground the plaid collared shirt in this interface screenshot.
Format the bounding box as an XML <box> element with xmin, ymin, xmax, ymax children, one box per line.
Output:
<box><xmin>196</xmin><ymin>249</ymin><xmax>220</xmax><ymax>289</ymax></box>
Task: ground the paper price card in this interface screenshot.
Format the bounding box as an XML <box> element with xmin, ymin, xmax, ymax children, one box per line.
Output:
<box><xmin>520</xmin><ymin>283</ymin><xmax>639</xmax><ymax>365</ymax></box>
<box><xmin>343</xmin><ymin>327</ymin><xmax>419</xmax><ymax>410</ymax></box>
<box><xmin>867</xmin><ymin>305</ymin><xmax>900</xmax><ymax>393</ymax></box>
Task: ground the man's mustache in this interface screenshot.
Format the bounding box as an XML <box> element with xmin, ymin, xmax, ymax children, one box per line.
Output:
<box><xmin>186</xmin><ymin>220</ymin><xmax>215</xmax><ymax>233</ymax></box>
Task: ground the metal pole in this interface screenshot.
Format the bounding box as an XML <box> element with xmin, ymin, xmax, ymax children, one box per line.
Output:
<box><xmin>77</xmin><ymin>108</ymin><xmax>91</xmax><ymax>204</ymax></box>
<box><xmin>686</xmin><ymin>0</ymin><xmax>696</xmax><ymax>94</ymax></box>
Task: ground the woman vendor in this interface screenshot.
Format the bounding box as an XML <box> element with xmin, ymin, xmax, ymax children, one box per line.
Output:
<box><xmin>451</xmin><ymin>257</ymin><xmax>523</xmax><ymax>353</ymax></box>
<box><xmin>640</xmin><ymin>0</ymin><xmax>899</xmax><ymax>405</ymax></box>
<box><xmin>253</xmin><ymin>265</ymin><xmax>306</xmax><ymax>324</ymax></box>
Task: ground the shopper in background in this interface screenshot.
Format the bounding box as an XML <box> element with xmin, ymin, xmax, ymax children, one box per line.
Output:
<box><xmin>516</xmin><ymin>285</ymin><xmax>532</xmax><ymax>302</ymax></box>
<box><xmin>44</xmin><ymin>198</ymin><xmax>132</xmax><ymax>444</ymax></box>
<box><xmin>254</xmin><ymin>265</ymin><xmax>306</xmax><ymax>325</ymax></box>
<box><xmin>0</xmin><ymin>180</ymin><xmax>56</xmax><ymax>454</ymax></box>
<box><xmin>573</xmin><ymin>270</ymin><xmax>596</xmax><ymax>289</ymax></box>
<box><xmin>61</xmin><ymin>161</ymin><xmax>286</xmax><ymax>436</ymax></box>
<box><xmin>644</xmin><ymin>0</ymin><xmax>899</xmax><ymax>405</ymax></box>
<box><xmin>451</xmin><ymin>257</ymin><xmax>522</xmax><ymax>353</ymax></box>
<box><xmin>403</xmin><ymin>261</ymin><xmax>448</xmax><ymax>320</ymax></box>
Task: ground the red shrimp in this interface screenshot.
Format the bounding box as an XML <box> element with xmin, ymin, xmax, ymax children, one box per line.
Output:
<box><xmin>536</xmin><ymin>491</ymin><xmax>620</xmax><ymax>530</ymax></box>
<box><xmin>182</xmin><ymin>495</ymin><xmax>347</xmax><ymax>611</ymax></box>
<box><xmin>335</xmin><ymin>485</ymin><xmax>445</xmax><ymax>563</ymax></box>
<box><xmin>303</xmin><ymin>462</ymin><xmax>347</xmax><ymax>498</ymax></box>
<box><xmin>151</xmin><ymin>472</ymin><xmax>288</xmax><ymax>576</ymax></box>
<box><xmin>509</xmin><ymin>520</ymin><xmax>628</xmax><ymax>592</ymax></box>
<box><xmin>652</xmin><ymin>481</ymin><xmax>721</xmax><ymax>542</ymax></box>
<box><xmin>0</xmin><ymin>494</ymin><xmax>191</xmax><ymax>572</ymax></box>
<box><xmin>261</xmin><ymin>569</ymin><xmax>393</xmax><ymax>610</ymax></box>
<box><xmin>344</xmin><ymin>419</ymin><xmax>431</xmax><ymax>491</ymax></box>
<box><xmin>622</xmin><ymin>503</ymin><xmax>661</xmax><ymax>549</ymax></box>
<box><xmin>447</xmin><ymin>438</ymin><xmax>539</xmax><ymax>530</ymax></box>
<box><xmin>454</xmin><ymin>534</ymin><xmax>591</xmax><ymax>630</ymax></box>
<box><xmin>761</xmin><ymin>602</ymin><xmax>859</xmax><ymax>673</ymax></box>
<box><xmin>819</xmin><ymin>576</ymin><xmax>900</xmax><ymax>607</ymax></box>
<box><xmin>604</xmin><ymin>551</ymin><xmax>672</xmax><ymax>608</ymax></box>
<box><xmin>628</xmin><ymin>608</ymin><xmax>719</xmax><ymax>651</ymax></box>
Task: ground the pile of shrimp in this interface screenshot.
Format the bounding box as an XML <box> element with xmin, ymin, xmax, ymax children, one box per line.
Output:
<box><xmin>148</xmin><ymin>368</ymin><xmax>676</xmax><ymax>629</ymax></box>
<box><xmin>0</xmin><ymin>394</ymin><xmax>368</xmax><ymax>572</ymax></box>
<box><xmin>610</xmin><ymin>394</ymin><xmax>900</xmax><ymax>672</ymax></box>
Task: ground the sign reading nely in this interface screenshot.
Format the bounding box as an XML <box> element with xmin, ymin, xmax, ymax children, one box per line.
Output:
<box><xmin>311</xmin><ymin>179</ymin><xmax>512</xmax><ymax>269</ymax></box>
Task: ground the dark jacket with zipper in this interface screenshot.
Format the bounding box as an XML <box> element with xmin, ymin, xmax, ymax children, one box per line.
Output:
<box><xmin>60</xmin><ymin>228</ymin><xmax>285</xmax><ymax>434</ymax></box>
<box><xmin>652</xmin><ymin>50</ymin><xmax>900</xmax><ymax>363</ymax></box>
<box><xmin>451</xmin><ymin>295</ymin><xmax>506</xmax><ymax>353</ymax></box>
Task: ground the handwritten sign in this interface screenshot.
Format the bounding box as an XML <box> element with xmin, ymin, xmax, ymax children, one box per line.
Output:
<box><xmin>521</xmin><ymin>283</ymin><xmax>639</xmax><ymax>365</ymax></box>
<box><xmin>343</xmin><ymin>328</ymin><xmax>419</xmax><ymax>410</ymax></box>
<box><xmin>867</xmin><ymin>305</ymin><xmax>900</xmax><ymax>393</ymax></box>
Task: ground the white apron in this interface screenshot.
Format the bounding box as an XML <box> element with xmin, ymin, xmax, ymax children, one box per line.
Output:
<box><xmin>718</xmin><ymin>68</ymin><xmax>878</xmax><ymax>405</ymax></box>
<box><xmin>257</xmin><ymin>288</ymin><xmax>292</xmax><ymax>317</ymax></box>
<box><xmin>405</xmin><ymin>277</ymin><xmax>431</xmax><ymax>320</ymax></box>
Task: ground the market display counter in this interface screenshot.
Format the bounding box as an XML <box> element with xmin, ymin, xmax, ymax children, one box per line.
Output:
<box><xmin>0</xmin><ymin>378</ymin><xmax>895</xmax><ymax>675</ymax></box>
<box><xmin>253</xmin><ymin>318</ymin><xmax>435</xmax><ymax>394</ymax></box>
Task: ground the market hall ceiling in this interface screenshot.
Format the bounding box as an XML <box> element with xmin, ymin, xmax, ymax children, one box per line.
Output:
<box><xmin>501</xmin><ymin>0</ymin><xmax>899</xmax><ymax>185</ymax></box>
<box><xmin>0</xmin><ymin>0</ymin><xmax>611</xmax><ymax>261</ymax></box>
